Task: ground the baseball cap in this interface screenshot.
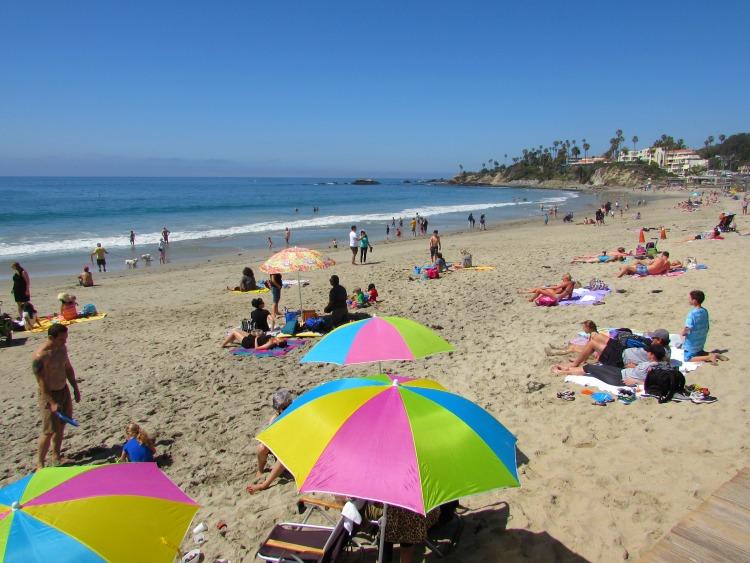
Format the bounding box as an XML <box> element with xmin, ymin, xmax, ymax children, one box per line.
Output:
<box><xmin>646</xmin><ymin>329</ymin><xmax>670</xmax><ymax>344</ymax></box>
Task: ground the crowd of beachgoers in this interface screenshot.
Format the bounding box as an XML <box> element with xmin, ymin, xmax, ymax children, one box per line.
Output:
<box><xmin>3</xmin><ymin>184</ymin><xmax>748</xmax><ymax>561</ymax></box>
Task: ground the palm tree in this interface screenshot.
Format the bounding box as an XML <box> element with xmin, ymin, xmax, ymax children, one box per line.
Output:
<box><xmin>504</xmin><ymin>153</ymin><xmax>508</xmax><ymax>164</ymax></box>
<box><xmin>583</xmin><ymin>142</ymin><xmax>590</xmax><ymax>160</ymax></box>
<box><xmin>708</xmin><ymin>135</ymin><xmax>715</xmax><ymax>146</ymax></box>
<box><xmin>632</xmin><ymin>135</ymin><xmax>639</xmax><ymax>152</ymax></box>
<box><xmin>704</xmin><ymin>138</ymin><xmax>710</xmax><ymax>149</ymax></box>
<box><xmin>719</xmin><ymin>134</ymin><xmax>726</xmax><ymax>145</ymax></box>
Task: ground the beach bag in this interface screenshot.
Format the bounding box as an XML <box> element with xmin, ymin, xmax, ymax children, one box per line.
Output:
<box><xmin>635</xmin><ymin>245</ymin><xmax>646</xmax><ymax>257</ymax></box>
<box><xmin>426</xmin><ymin>267</ymin><xmax>439</xmax><ymax>280</ymax></box>
<box><xmin>81</xmin><ymin>303</ymin><xmax>97</xmax><ymax>317</ymax></box>
<box><xmin>644</xmin><ymin>366</ymin><xmax>686</xmax><ymax>404</ymax></box>
<box><xmin>241</xmin><ymin>318</ymin><xmax>255</xmax><ymax>332</ymax></box>
<box><xmin>303</xmin><ymin>317</ymin><xmax>326</xmax><ymax>332</ymax></box>
<box><xmin>587</xmin><ymin>278</ymin><xmax>608</xmax><ymax>291</ymax></box>
<box><xmin>536</xmin><ymin>295</ymin><xmax>558</xmax><ymax>307</ymax></box>
<box><xmin>284</xmin><ymin>310</ymin><xmax>299</xmax><ymax>323</ymax></box>
<box><xmin>461</xmin><ymin>254</ymin><xmax>472</xmax><ymax>268</ymax></box>
<box><xmin>614</xmin><ymin>330</ymin><xmax>651</xmax><ymax>350</ymax></box>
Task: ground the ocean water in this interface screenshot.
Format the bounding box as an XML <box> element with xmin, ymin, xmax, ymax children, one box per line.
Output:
<box><xmin>0</xmin><ymin>177</ymin><xmax>594</xmax><ymax>277</ymax></box>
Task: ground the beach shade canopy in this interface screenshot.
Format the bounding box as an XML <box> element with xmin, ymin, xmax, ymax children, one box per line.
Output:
<box><xmin>260</xmin><ymin>246</ymin><xmax>335</xmax><ymax>312</ymax></box>
<box><xmin>257</xmin><ymin>374</ymin><xmax>519</xmax><ymax>516</ymax></box>
<box><xmin>301</xmin><ymin>316</ymin><xmax>454</xmax><ymax>365</ymax></box>
<box><xmin>0</xmin><ymin>463</ymin><xmax>198</xmax><ymax>563</ymax></box>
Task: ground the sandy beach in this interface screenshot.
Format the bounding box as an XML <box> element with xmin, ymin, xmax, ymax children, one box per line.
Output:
<box><xmin>3</xmin><ymin>187</ymin><xmax>748</xmax><ymax>561</ymax></box>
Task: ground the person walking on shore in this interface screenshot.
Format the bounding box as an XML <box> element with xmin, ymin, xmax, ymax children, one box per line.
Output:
<box><xmin>284</xmin><ymin>227</ymin><xmax>291</xmax><ymax>247</ymax></box>
<box><xmin>385</xmin><ymin>224</ymin><xmax>390</xmax><ymax>240</ymax></box>
<box><xmin>11</xmin><ymin>262</ymin><xmax>31</xmax><ymax>317</ymax></box>
<box><xmin>90</xmin><ymin>243</ymin><xmax>109</xmax><ymax>272</ymax></box>
<box><xmin>480</xmin><ymin>214</ymin><xmax>486</xmax><ymax>230</ymax></box>
<box><xmin>410</xmin><ymin>217</ymin><xmax>417</xmax><ymax>237</ymax></box>
<box><xmin>267</xmin><ymin>236</ymin><xmax>273</xmax><ymax>249</ymax></box>
<box><xmin>158</xmin><ymin>238</ymin><xmax>166</xmax><ymax>264</ymax></box>
<box><xmin>349</xmin><ymin>226</ymin><xmax>360</xmax><ymax>265</ymax></box>
<box><xmin>33</xmin><ymin>324</ymin><xmax>81</xmax><ymax>469</ymax></box>
<box><xmin>129</xmin><ymin>230</ymin><xmax>136</xmax><ymax>247</ymax></box>
<box><xmin>161</xmin><ymin>226</ymin><xmax>170</xmax><ymax>244</ymax></box>
<box><xmin>544</xmin><ymin>212</ymin><xmax>549</xmax><ymax>225</ymax></box>
<box><xmin>429</xmin><ymin>230</ymin><xmax>441</xmax><ymax>262</ymax></box>
<box><xmin>468</xmin><ymin>213</ymin><xmax>475</xmax><ymax>229</ymax></box>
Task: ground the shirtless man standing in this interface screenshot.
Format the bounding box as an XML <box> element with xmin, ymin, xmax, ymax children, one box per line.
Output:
<box><xmin>429</xmin><ymin>230</ymin><xmax>441</xmax><ymax>262</ymax></box>
<box><xmin>32</xmin><ymin>324</ymin><xmax>81</xmax><ymax>468</ymax></box>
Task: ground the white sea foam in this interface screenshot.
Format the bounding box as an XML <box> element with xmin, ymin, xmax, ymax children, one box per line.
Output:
<box><xmin>0</xmin><ymin>194</ymin><xmax>577</xmax><ymax>257</ymax></box>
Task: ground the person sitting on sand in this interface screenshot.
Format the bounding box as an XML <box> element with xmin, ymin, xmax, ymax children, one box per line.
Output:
<box><xmin>228</xmin><ymin>267</ymin><xmax>259</xmax><ymax>291</ymax></box>
<box><xmin>549</xmin><ymin>328</ymin><xmax>625</xmax><ymax>369</ymax></box>
<box><xmin>367</xmin><ymin>283</ymin><xmax>378</xmax><ymax>303</ymax></box>
<box><xmin>616</xmin><ymin>251</ymin><xmax>678</xmax><ymax>278</ymax></box>
<box><xmin>58</xmin><ymin>293</ymin><xmax>78</xmax><ymax>321</ymax></box>
<box><xmin>545</xmin><ymin>320</ymin><xmax>599</xmax><ymax>356</ymax></box>
<box><xmin>520</xmin><ymin>274</ymin><xmax>575</xmax><ymax>304</ymax></box>
<box><xmin>22</xmin><ymin>302</ymin><xmax>43</xmax><ymax>330</ymax></box>
<box><xmin>220</xmin><ymin>329</ymin><xmax>287</xmax><ymax>350</ymax></box>
<box><xmin>249</xmin><ymin>297</ymin><xmax>271</xmax><ymax>332</ymax></box>
<box><xmin>118</xmin><ymin>422</ymin><xmax>156</xmax><ymax>463</ymax></box>
<box><xmin>552</xmin><ymin>344</ymin><xmax>669</xmax><ymax>387</ymax></box>
<box><xmin>77</xmin><ymin>266</ymin><xmax>94</xmax><ymax>287</ymax></box>
<box><xmin>433</xmin><ymin>252</ymin><xmax>450</xmax><ymax>272</ymax></box>
<box><xmin>324</xmin><ymin>275</ymin><xmax>349</xmax><ymax>327</ymax></box>
<box><xmin>249</xmin><ymin>389</ymin><xmax>294</xmax><ymax>494</ymax></box>
<box><xmin>348</xmin><ymin>288</ymin><xmax>368</xmax><ymax>309</ymax></box>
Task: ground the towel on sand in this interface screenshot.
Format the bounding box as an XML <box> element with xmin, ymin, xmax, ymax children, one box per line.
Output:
<box><xmin>23</xmin><ymin>313</ymin><xmax>108</xmax><ymax>333</ymax></box>
<box><xmin>231</xmin><ymin>288</ymin><xmax>269</xmax><ymax>295</ymax></box>
<box><xmin>558</xmin><ymin>288</ymin><xmax>610</xmax><ymax>306</ymax></box>
<box><xmin>231</xmin><ymin>338</ymin><xmax>306</xmax><ymax>357</ymax></box>
<box><xmin>633</xmin><ymin>269</ymin><xmax>686</xmax><ymax>279</ymax></box>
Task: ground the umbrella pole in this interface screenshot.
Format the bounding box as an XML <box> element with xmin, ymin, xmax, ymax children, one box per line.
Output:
<box><xmin>377</xmin><ymin>503</ymin><xmax>388</xmax><ymax>563</ymax></box>
<box><xmin>297</xmin><ymin>270</ymin><xmax>303</xmax><ymax>313</ymax></box>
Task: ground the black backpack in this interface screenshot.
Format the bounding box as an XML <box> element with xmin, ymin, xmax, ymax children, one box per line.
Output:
<box><xmin>644</xmin><ymin>366</ymin><xmax>686</xmax><ymax>403</ymax></box>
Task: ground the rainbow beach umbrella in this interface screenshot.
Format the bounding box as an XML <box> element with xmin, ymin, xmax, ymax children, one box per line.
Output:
<box><xmin>257</xmin><ymin>374</ymin><xmax>519</xmax><ymax>516</ymax></box>
<box><xmin>301</xmin><ymin>316</ymin><xmax>454</xmax><ymax>366</ymax></box>
<box><xmin>0</xmin><ymin>463</ymin><xmax>198</xmax><ymax>562</ymax></box>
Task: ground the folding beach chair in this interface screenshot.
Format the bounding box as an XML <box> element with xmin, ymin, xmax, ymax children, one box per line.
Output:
<box><xmin>256</xmin><ymin>498</ymin><xmax>368</xmax><ymax>563</ymax></box>
<box><xmin>424</xmin><ymin>501</ymin><xmax>464</xmax><ymax>558</ymax></box>
<box><xmin>717</xmin><ymin>213</ymin><xmax>736</xmax><ymax>232</ymax></box>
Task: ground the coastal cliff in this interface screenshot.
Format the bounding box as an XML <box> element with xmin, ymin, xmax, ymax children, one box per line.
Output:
<box><xmin>450</xmin><ymin>162</ymin><xmax>667</xmax><ymax>189</ymax></box>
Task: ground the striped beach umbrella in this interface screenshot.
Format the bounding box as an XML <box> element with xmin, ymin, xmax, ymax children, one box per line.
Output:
<box><xmin>0</xmin><ymin>463</ymin><xmax>198</xmax><ymax>562</ymax></box>
<box><xmin>260</xmin><ymin>246</ymin><xmax>335</xmax><ymax>312</ymax></box>
<box><xmin>301</xmin><ymin>316</ymin><xmax>454</xmax><ymax>366</ymax></box>
<box><xmin>257</xmin><ymin>374</ymin><xmax>519</xmax><ymax>516</ymax></box>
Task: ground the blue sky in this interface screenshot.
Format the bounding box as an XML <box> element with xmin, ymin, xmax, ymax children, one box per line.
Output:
<box><xmin>1</xmin><ymin>0</ymin><xmax>748</xmax><ymax>177</ymax></box>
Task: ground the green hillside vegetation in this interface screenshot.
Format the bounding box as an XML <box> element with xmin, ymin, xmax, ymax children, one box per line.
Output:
<box><xmin>698</xmin><ymin>133</ymin><xmax>750</xmax><ymax>171</ymax></box>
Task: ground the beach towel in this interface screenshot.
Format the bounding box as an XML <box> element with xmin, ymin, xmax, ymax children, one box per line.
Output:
<box><xmin>282</xmin><ymin>279</ymin><xmax>309</xmax><ymax>287</ymax></box>
<box><xmin>557</xmin><ymin>288</ymin><xmax>610</xmax><ymax>306</ymax></box>
<box><xmin>278</xmin><ymin>331</ymin><xmax>323</xmax><ymax>338</ymax></box>
<box><xmin>23</xmin><ymin>313</ymin><xmax>108</xmax><ymax>333</ymax></box>
<box><xmin>231</xmin><ymin>338</ymin><xmax>307</xmax><ymax>357</ymax></box>
<box><xmin>231</xmin><ymin>288</ymin><xmax>269</xmax><ymax>295</ymax></box>
<box><xmin>563</xmin><ymin>375</ymin><xmax>635</xmax><ymax>395</ymax></box>
<box><xmin>457</xmin><ymin>265</ymin><xmax>496</xmax><ymax>271</ymax></box>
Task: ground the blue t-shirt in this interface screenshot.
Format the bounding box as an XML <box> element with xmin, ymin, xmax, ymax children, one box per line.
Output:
<box><xmin>684</xmin><ymin>307</ymin><xmax>709</xmax><ymax>356</ymax></box>
<box><xmin>123</xmin><ymin>437</ymin><xmax>154</xmax><ymax>462</ymax></box>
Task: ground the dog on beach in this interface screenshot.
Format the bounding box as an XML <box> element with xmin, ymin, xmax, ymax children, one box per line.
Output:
<box><xmin>125</xmin><ymin>258</ymin><xmax>139</xmax><ymax>269</ymax></box>
<box><xmin>140</xmin><ymin>254</ymin><xmax>153</xmax><ymax>266</ymax></box>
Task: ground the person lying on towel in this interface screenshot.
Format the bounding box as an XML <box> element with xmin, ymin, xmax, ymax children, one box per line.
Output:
<box><xmin>551</xmin><ymin>344</ymin><xmax>670</xmax><ymax>386</ymax></box>
<box><xmin>617</xmin><ymin>251</ymin><xmax>682</xmax><ymax>278</ymax></box>
<box><xmin>519</xmin><ymin>274</ymin><xmax>575</xmax><ymax>304</ymax></box>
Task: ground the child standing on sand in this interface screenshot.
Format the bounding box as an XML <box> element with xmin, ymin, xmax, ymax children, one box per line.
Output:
<box><xmin>119</xmin><ymin>423</ymin><xmax>156</xmax><ymax>462</ymax></box>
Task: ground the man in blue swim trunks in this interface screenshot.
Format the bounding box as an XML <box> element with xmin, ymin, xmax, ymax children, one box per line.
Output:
<box><xmin>617</xmin><ymin>251</ymin><xmax>672</xmax><ymax>278</ymax></box>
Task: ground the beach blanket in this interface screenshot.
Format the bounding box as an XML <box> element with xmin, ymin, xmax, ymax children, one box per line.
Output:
<box><xmin>23</xmin><ymin>313</ymin><xmax>108</xmax><ymax>334</ymax></box>
<box><xmin>558</xmin><ymin>288</ymin><xmax>610</xmax><ymax>306</ymax></box>
<box><xmin>231</xmin><ymin>338</ymin><xmax>307</xmax><ymax>357</ymax></box>
<box><xmin>231</xmin><ymin>288</ymin><xmax>269</xmax><ymax>295</ymax></box>
<box><xmin>455</xmin><ymin>265</ymin><xmax>496</xmax><ymax>271</ymax></box>
<box><xmin>564</xmin><ymin>375</ymin><xmax>634</xmax><ymax>395</ymax></box>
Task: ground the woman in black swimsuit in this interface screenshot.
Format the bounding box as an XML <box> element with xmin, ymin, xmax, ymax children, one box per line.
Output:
<box><xmin>11</xmin><ymin>262</ymin><xmax>30</xmax><ymax>317</ymax></box>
